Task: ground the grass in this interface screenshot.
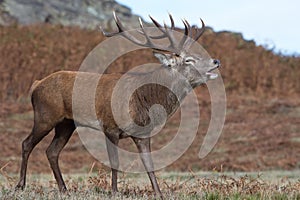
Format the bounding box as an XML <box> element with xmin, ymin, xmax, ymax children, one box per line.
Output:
<box><xmin>1</xmin><ymin>170</ymin><xmax>300</xmax><ymax>199</ymax></box>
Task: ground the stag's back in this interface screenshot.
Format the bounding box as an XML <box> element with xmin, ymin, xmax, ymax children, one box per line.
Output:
<box><xmin>30</xmin><ymin>71</ymin><xmax>121</xmax><ymax>127</ymax></box>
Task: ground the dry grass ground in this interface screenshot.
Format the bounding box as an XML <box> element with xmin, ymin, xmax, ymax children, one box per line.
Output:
<box><xmin>1</xmin><ymin>170</ymin><xmax>300</xmax><ymax>199</ymax></box>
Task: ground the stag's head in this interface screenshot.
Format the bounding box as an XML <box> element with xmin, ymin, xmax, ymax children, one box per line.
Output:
<box><xmin>102</xmin><ymin>12</ymin><xmax>220</xmax><ymax>87</ymax></box>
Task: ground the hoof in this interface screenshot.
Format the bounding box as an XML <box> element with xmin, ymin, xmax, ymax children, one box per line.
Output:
<box><xmin>15</xmin><ymin>184</ymin><xmax>25</xmax><ymax>191</ymax></box>
<box><xmin>59</xmin><ymin>187</ymin><xmax>68</xmax><ymax>193</ymax></box>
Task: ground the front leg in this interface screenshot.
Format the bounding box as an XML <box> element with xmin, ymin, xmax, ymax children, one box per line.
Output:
<box><xmin>132</xmin><ymin>137</ymin><xmax>163</xmax><ymax>198</ymax></box>
<box><xmin>105</xmin><ymin>136</ymin><xmax>119</xmax><ymax>194</ymax></box>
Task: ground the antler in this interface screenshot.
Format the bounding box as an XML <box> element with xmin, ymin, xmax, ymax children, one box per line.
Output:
<box><xmin>181</xmin><ymin>18</ymin><xmax>205</xmax><ymax>49</ymax></box>
<box><xmin>101</xmin><ymin>11</ymin><xmax>205</xmax><ymax>55</ymax></box>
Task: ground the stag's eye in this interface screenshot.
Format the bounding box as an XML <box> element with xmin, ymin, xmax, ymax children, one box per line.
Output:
<box><xmin>184</xmin><ymin>57</ymin><xmax>196</xmax><ymax>65</ymax></box>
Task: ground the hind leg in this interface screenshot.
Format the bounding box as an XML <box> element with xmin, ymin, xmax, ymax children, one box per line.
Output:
<box><xmin>46</xmin><ymin>119</ymin><xmax>75</xmax><ymax>192</ymax></box>
<box><xmin>105</xmin><ymin>135</ymin><xmax>119</xmax><ymax>193</ymax></box>
<box><xmin>16</xmin><ymin>123</ymin><xmax>53</xmax><ymax>190</ymax></box>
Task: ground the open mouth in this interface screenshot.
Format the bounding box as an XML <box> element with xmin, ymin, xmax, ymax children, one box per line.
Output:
<box><xmin>206</xmin><ymin>66</ymin><xmax>219</xmax><ymax>79</ymax></box>
<box><xmin>206</xmin><ymin>72</ymin><xmax>218</xmax><ymax>79</ymax></box>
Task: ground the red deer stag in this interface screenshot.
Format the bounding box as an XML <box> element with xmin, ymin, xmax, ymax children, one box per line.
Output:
<box><xmin>16</xmin><ymin>12</ymin><xmax>220</xmax><ymax>198</ymax></box>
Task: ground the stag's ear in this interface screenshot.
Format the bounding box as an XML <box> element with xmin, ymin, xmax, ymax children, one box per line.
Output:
<box><xmin>153</xmin><ymin>52</ymin><xmax>172</xmax><ymax>67</ymax></box>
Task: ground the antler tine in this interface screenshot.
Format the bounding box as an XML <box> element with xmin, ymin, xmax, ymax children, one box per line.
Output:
<box><xmin>142</xmin><ymin>14</ymin><xmax>180</xmax><ymax>53</ymax></box>
<box><xmin>145</xmin><ymin>15</ymin><xmax>168</xmax><ymax>39</ymax></box>
<box><xmin>147</xmin><ymin>14</ymin><xmax>176</xmax><ymax>39</ymax></box>
<box><xmin>183</xmin><ymin>19</ymin><xmax>193</xmax><ymax>38</ymax></box>
<box><xmin>162</xmin><ymin>22</ymin><xmax>179</xmax><ymax>54</ymax></box>
<box><xmin>193</xmin><ymin>18</ymin><xmax>206</xmax><ymax>42</ymax></box>
<box><xmin>113</xmin><ymin>11</ymin><xmax>125</xmax><ymax>32</ymax></box>
<box><xmin>168</xmin><ymin>13</ymin><xmax>175</xmax><ymax>30</ymax></box>
<box><xmin>146</xmin><ymin>14</ymin><xmax>179</xmax><ymax>54</ymax></box>
<box><xmin>149</xmin><ymin>15</ymin><xmax>163</xmax><ymax>30</ymax></box>
<box><xmin>182</xmin><ymin>20</ymin><xmax>189</xmax><ymax>36</ymax></box>
<box><xmin>103</xmin><ymin>12</ymin><xmax>152</xmax><ymax>47</ymax></box>
<box><xmin>178</xmin><ymin>19</ymin><xmax>190</xmax><ymax>50</ymax></box>
<box><xmin>138</xmin><ymin>17</ymin><xmax>155</xmax><ymax>46</ymax></box>
<box><xmin>138</xmin><ymin>16</ymin><xmax>175</xmax><ymax>52</ymax></box>
<box><xmin>178</xmin><ymin>19</ymin><xmax>195</xmax><ymax>50</ymax></box>
<box><xmin>181</xmin><ymin>18</ymin><xmax>206</xmax><ymax>50</ymax></box>
<box><xmin>101</xmin><ymin>11</ymin><xmax>124</xmax><ymax>37</ymax></box>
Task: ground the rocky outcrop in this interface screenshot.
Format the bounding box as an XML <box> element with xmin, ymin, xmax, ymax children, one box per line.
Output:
<box><xmin>0</xmin><ymin>0</ymin><xmax>142</xmax><ymax>29</ymax></box>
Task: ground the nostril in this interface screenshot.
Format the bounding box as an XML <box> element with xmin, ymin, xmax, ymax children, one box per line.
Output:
<box><xmin>213</xmin><ymin>59</ymin><xmax>220</xmax><ymax>66</ymax></box>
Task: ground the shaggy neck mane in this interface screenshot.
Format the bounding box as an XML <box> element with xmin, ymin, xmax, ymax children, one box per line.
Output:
<box><xmin>128</xmin><ymin>65</ymin><xmax>190</xmax><ymax>126</ymax></box>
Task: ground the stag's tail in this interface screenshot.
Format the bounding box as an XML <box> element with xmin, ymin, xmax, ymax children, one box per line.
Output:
<box><xmin>29</xmin><ymin>80</ymin><xmax>41</xmax><ymax>96</ymax></box>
